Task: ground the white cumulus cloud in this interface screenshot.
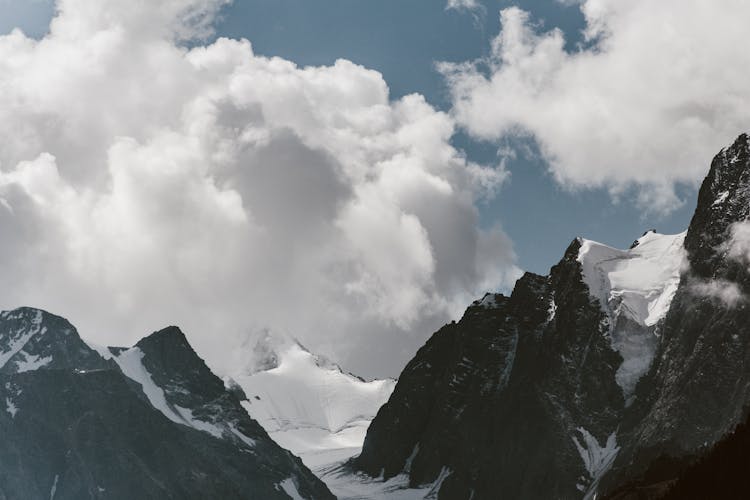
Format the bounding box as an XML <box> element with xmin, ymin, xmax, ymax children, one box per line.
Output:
<box><xmin>440</xmin><ymin>1</ymin><xmax>750</xmax><ymax>213</ymax></box>
<box><xmin>0</xmin><ymin>0</ymin><xmax>518</xmax><ymax>377</ymax></box>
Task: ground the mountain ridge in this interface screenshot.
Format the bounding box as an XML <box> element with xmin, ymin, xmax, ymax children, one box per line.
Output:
<box><xmin>353</xmin><ymin>133</ymin><xmax>750</xmax><ymax>500</ymax></box>
<box><xmin>0</xmin><ymin>307</ymin><xmax>335</xmax><ymax>500</ymax></box>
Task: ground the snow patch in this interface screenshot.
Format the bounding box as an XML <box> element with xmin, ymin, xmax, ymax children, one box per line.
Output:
<box><xmin>547</xmin><ymin>298</ymin><xmax>557</xmax><ymax>322</ymax></box>
<box><xmin>228</xmin><ymin>423</ymin><xmax>256</xmax><ymax>448</ymax></box>
<box><xmin>424</xmin><ymin>467</ymin><xmax>452</xmax><ymax>499</ymax></box>
<box><xmin>713</xmin><ymin>191</ymin><xmax>730</xmax><ymax>206</ymax></box>
<box><xmin>173</xmin><ymin>405</ymin><xmax>223</xmax><ymax>438</ymax></box>
<box><xmin>475</xmin><ymin>293</ymin><xmax>500</xmax><ymax>309</ymax></box>
<box><xmin>403</xmin><ymin>444</ymin><xmax>419</xmax><ymax>474</ymax></box>
<box><xmin>578</xmin><ymin>231</ymin><xmax>687</xmax><ymax>396</ymax></box>
<box><xmin>5</xmin><ymin>397</ymin><xmax>18</xmax><ymax>417</ymax></box>
<box><xmin>572</xmin><ymin>427</ymin><xmax>619</xmax><ymax>500</ymax></box>
<box><xmin>15</xmin><ymin>351</ymin><xmax>52</xmax><ymax>373</ymax></box>
<box><xmin>319</xmin><ymin>468</ymin><xmax>448</xmax><ymax>500</ymax></box>
<box><xmin>49</xmin><ymin>474</ymin><xmax>59</xmax><ymax>500</ymax></box>
<box><xmin>277</xmin><ymin>478</ymin><xmax>306</xmax><ymax>500</ymax></box>
<box><xmin>83</xmin><ymin>340</ymin><xmax>114</xmax><ymax>360</ymax></box>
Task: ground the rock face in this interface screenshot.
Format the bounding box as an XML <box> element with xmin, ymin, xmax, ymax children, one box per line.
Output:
<box><xmin>0</xmin><ymin>308</ymin><xmax>334</xmax><ymax>500</ymax></box>
<box><xmin>607</xmin><ymin>132</ymin><xmax>750</xmax><ymax>484</ymax></box>
<box><xmin>355</xmin><ymin>247</ymin><xmax>624</xmax><ymax>499</ymax></box>
<box><xmin>354</xmin><ymin>133</ymin><xmax>750</xmax><ymax>499</ymax></box>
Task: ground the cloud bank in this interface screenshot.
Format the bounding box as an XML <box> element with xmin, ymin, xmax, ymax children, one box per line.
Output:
<box><xmin>441</xmin><ymin>1</ymin><xmax>750</xmax><ymax>212</ymax></box>
<box><xmin>0</xmin><ymin>0</ymin><xmax>518</xmax><ymax>377</ymax></box>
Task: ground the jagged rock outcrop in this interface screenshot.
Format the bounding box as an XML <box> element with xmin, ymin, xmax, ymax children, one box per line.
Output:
<box><xmin>606</xmin><ymin>133</ymin><xmax>750</xmax><ymax>486</ymax></box>
<box><xmin>0</xmin><ymin>308</ymin><xmax>334</xmax><ymax>500</ymax></box>
<box><xmin>355</xmin><ymin>248</ymin><xmax>625</xmax><ymax>499</ymax></box>
<box><xmin>354</xmin><ymin>133</ymin><xmax>750</xmax><ymax>500</ymax></box>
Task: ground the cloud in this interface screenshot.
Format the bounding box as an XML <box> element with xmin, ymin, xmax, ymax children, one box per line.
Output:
<box><xmin>725</xmin><ymin>221</ymin><xmax>750</xmax><ymax>265</ymax></box>
<box><xmin>0</xmin><ymin>0</ymin><xmax>519</xmax><ymax>378</ymax></box>
<box><xmin>446</xmin><ymin>0</ymin><xmax>482</xmax><ymax>12</ymax></box>
<box><xmin>686</xmin><ymin>220</ymin><xmax>750</xmax><ymax>308</ymax></box>
<box><xmin>445</xmin><ymin>0</ymin><xmax>485</xmax><ymax>25</ymax></box>
<box><xmin>440</xmin><ymin>2</ymin><xmax>750</xmax><ymax>212</ymax></box>
<box><xmin>690</xmin><ymin>280</ymin><xmax>744</xmax><ymax>308</ymax></box>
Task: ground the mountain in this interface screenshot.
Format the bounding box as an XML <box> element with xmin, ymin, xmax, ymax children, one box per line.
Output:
<box><xmin>604</xmin><ymin>410</ymin><xmax>750</xmax><ymax>500</ymax></box>
<box><xmin>225</xmin><ymin>333</ymin><xmax>400</xmax><ymax>497</ymax></box>
<box><xmin>0</xmin><ymin>307</ymin><xmax>334</xmax><ymax>500</ymax></box>
<box><xmin>352</xmin><ymin>133</ymin><xmax>750</xmax><ymax>499</ymax></box>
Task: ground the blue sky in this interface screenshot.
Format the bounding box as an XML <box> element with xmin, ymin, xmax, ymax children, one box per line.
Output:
<box><xmin>0</xmin><ymin>0</ymin><xmax>697</xmax><ymax>275</ymax></box>
<box><xmin>215</xmin><ymin>0</ymin><xmax>696</xmax><ymax>274</ymax></box>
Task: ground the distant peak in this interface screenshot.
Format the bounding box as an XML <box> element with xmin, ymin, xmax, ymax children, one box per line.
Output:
<box><xmin>137</xmin><ymin>326</ymin><xmax>189</xmax><ymax>347</ymax></box>
<box><xmin>238</xmin><ymin>328</ymin><xmax>298</xmax><ymax>374</ymax></box>
<box><xmin>1</xmin><ymin>307</ymin><xmax>46</xmax><ymax>323</ymax></box>
<box><xmin>721</xmin><ymin>132</ymin><xmax>750</xmax><ymax>155</ymax></box>
<box><xmin>686</xmin><ymin>133</ymin><xmax>750</xmax><ymax>275</ymax></box>
<box><xmin>134</xmin><ymin>326</ymin><xmax>199</xmax><ymax>365</ymax></box>
<box><xmin>0</xmin><ymin>307</ymin><xmax>78</xmax><ymax>338</ymax></box>
<box><xmin>713</xmin><ymin>132</ymin><xmax>750</xmax><ymax>182</ymax></box>
<box><xmin>0</xmin><ymin>307</ymin><xmax>109</xmax><ymax>373</ymax></box>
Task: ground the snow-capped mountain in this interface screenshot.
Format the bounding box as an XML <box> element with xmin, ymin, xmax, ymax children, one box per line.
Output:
<box><xmin>353</xmin><ymin>133</ymin><xmax>750</xmax><ymax>499</ymax></box>
<box><xmin>224</xmin><ymin>333</ymin><xmax>432</xmax><ymax>498</ymax></box>
<box><xmin>230</xmin><ymin>335</ymin><xmax>396</xmax><ymax>469</ymax></box>
<box><xmin>0</xmin><ymin>308</ymin><xmax>334</xmax><ymax>499</ymax></box>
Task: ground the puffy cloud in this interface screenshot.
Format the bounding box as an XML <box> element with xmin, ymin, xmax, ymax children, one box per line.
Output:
<box><xmin>440</xmin><ymin>1</ymin><xmax>750</xmax><ymax>212</ymax></box>
<box><xmin>0</xmin><ymin>0</ymin><xmax>518</xmax><ymax>377</ymax></box>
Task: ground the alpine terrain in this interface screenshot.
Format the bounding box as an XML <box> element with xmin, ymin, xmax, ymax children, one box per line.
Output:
<box><xmin>352</xmin><ymin>133</ymin><xmax>750</xmax><ymax>499</ymax></box>
<box><xmin>0</xmin><ymin>308</ymin><xmax>334</xmax><ymax>499</ymax></box>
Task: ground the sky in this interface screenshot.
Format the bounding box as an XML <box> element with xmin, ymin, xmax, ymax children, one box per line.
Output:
<box><xmin>0</xmin><ymin>0</ymin><xmax>746</xmax><ymax>378</ymax></box>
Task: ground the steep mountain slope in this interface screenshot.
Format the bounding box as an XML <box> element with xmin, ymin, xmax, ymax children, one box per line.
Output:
<box><xmin>354</xmin><ymin>134</ymin><xmax>750</xmax><ymax>499</ymax></box>
<box><xmin>354</xmin><ymin>247</ymin><xmax>627</xmax><ymax>499</ymax></box>
<box><xmin>659</xmin><ymin>411</ymin><xmax>750</xmax><ymax>500</ymax></box>
<box><xmin>605</xmin><ymin>132</ymin><xmax>750</xmax><ymax>487</ymax></box>
<box><xmin>0</xmin><ymin>307</ymin><xmax>334</xmax><ymax>500</ymax></box>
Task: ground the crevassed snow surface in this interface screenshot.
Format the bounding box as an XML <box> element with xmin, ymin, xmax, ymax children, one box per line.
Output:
<box><xmin>112</xmin><ymin>347</ymin><xmax>223</xmax><ymax>438</ymax></box>
<box><xmin>578</xmin><ymin>231</ymin><xmax>687</xmax><ymax>396</ymax></box>
<box><xmin>235</xmin><ymin>342</ymin><xmax>395</xmax><ymax>467</ymax></box>
<box><xmin>230</xmin><ymin>341</ymin><xmax>440</xmax><ymax>498</ymax></box>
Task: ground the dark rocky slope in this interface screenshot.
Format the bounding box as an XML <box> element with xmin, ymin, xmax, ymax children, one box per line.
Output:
<box><xmin>607</xmin><ymin>133</ymin><xmax>750</xmax><ymax>482</ymax></box>
<box><xmin>0</xmin><ymin>307</ymin><xmax>334</xmax><ymax>500</ymax></box>
<box><xmin>355</xmin><ymin>248</ymin><xmax>623</xmax><ymax>499</ymax></box>
<box><xmin>354</xmin><ymin>133</ymin><xmax>750</xmax><ymax>499</ymax></box>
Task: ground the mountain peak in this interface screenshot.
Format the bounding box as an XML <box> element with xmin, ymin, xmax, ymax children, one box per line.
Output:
<box><xmin>686</xmin><ymin>132</ymin><xmax>750</xmax><ymax>277</ymax></box>
<box><xmin>132</xmin><ymin>326</ymin><xmax>224</xmax><ymax>398</ymax></box>
<box><xmin>136</xmin><ymin>325</ymin><xmax>190</xmax><ymax>351</ymax></box>
<box><xmin>0</xmin><ymin>307</ymin><xmax>109</xmax><ymax>374</ymax></box>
